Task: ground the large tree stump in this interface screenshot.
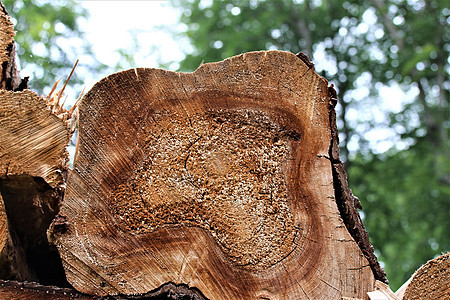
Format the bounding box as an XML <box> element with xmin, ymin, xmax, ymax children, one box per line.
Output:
<box><xmin>52</xmin><ymin>50</ymin><xmax>386</xmax><ymax>299</ymax></box>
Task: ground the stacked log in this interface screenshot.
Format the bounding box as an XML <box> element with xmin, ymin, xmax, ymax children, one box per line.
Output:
<box><xmin>2</xmin><ymin>1</ymin><xmax>444</xmax><ymax>299</ymax></box>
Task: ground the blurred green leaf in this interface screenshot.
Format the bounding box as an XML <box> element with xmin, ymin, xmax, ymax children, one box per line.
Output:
<box><xmin>401</xmin><ymin>43</ymin><xmax>436</xmax><ymax>76</ymax></box>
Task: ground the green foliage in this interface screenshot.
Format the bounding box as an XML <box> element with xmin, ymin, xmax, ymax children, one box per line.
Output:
<box><xmin>370</xmin><ymin>0</ymin><xmax>449</xmax><ymax>152</ymax></box>
<box><xmin>170</xmin><ymin>0</ymin><xmax>449</xmax><ymax>290</ymax></box>
<box><xmin>2</xmin><ymin>0</ymin><xmax>105</xmax><ymax>95</ymax></box>
<box><xmin>349</xmin><ymin>139</ymin><xmax>450</xmax><ymax>289</ymax></box>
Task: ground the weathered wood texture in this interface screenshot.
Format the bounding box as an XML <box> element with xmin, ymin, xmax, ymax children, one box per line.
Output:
<box><xmin>52</xmin><ymin>50</ymin><xmax>386</xmax><ymax>299</ymax></box>
<box><xmin>0</xmin><ymin>90</ymin><xmax>70</xmax><ymax>187</ymax></box>
<box><xmin>0</xmin><ymin>2</ymin><xmax>68</xmax><ymax>285</ymax></box>
<box><xmin>0</xmin><ymin>280</ymin><xmax>94</xmax><ymax>300</ymax></box>
<box><xmin>398</xmin><ymin>253</ymin><xmax>449</xmax><ymax>300</ymax></box>
<box><xmin>0</xmin><ymin>3</ymin><xmax>26</xmax><ymax>91</ymax></box>
<box><xmin>0</xmin><ymin>89</ymin><xmax>71</xmax><ymax>285</ymax></box>
<box><xmin>0</xmin><ymin>3</ymin><xmax>20</xmax><ymax>274</ymax></box>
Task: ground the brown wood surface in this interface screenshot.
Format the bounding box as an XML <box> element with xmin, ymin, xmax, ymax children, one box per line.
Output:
<box><xmin>0</xmin><ymin>280</ymin><xmax>94</xmax><ymax>300</ymax></box>
<box><xmin>0</xmin><ymin>2</ymin><xmax>20</xmax><ymax>279</ymax></box>
<box><xmin>368</xmin><ymin>280</ymin><xmax>399</xmax><ymax>300</ymax></box>
<box><xmin>53</xmin><ymin>50</ymin><xmax>384</xmax><ymax>299</ymax></box>
<box><xmin>0</xmin><ymin>2</ymin><xmax>65</xmax><ymax>285</ymax></box>
<box><xmin>0</xmin><ymin>90</ymin><xmax>70</xmax><ymax>187</ymax></box>
<box><xmin>0</xmin><ymin>90</ymin><xmax>72</xmax><ymax>285</ymax></box>
<box><xmin>0</xmin><ymin>280</ymin><xmax>208</xmax><ymax>300</ymax></box>
<box><xmin>401</xmin><ymin>253</ymin><xmax>449</xmax><ymax>300</ymax></box>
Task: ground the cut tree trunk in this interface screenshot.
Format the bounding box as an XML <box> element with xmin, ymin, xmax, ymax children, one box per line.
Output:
<box><xmin>0</xmin><ymin>89</ymin><xmax>71</xmax><ymax>286</ymax></box>
<box><xmin>0</xmin><ymin>2</ymin><xmax>71</xmax><ymax>286</ymax></box>
<box><xmin>51</xmin><ymin>50</ymin><xmax>386</xmax><ymax>299</ymax></box>
<box><xmin>396</xmin><ymin>253</ymin><xmax>449</xmax><ymax>300</ymax></box>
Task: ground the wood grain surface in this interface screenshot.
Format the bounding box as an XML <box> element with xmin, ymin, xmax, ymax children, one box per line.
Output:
<box><xmin>53</xmin><ymin>50</ymin><xmax>380</xmax><ymax>299</ymax></box>
<box><xmin>402</xmin><ymin>253</ymin><xmax>449</xmax><ymax>300</ymax></box>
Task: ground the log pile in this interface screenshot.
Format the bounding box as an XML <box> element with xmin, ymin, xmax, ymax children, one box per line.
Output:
<box><xmin>0</xmin><ymin>2</ymin><xmax>446</xmax><ymax>299</ymax></box>
<box><xmin>396</xmin><ymin>253</ymin><xmax>449</xmax><ymax>300</ymax></box>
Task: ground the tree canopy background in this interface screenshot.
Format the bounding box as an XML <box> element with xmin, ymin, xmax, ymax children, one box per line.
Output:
<box><xmin>4</xmin><ymin>0</ymin><xmax>449</xmax><ymax>291</ymax></box>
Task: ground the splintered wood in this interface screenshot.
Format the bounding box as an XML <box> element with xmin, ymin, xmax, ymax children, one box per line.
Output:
<box><xmin>53</xmin><ymin>50</ymin><xmax>381</xmax><ymax>299</ymax></box>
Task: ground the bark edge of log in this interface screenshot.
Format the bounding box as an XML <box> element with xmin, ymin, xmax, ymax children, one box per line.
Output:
<box><xmin>327</xmin><ymin>82</ymin><xmax>388</xmax><ymax>284</ymax></box>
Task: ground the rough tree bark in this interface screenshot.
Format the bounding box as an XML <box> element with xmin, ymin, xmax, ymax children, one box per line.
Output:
<box><xmin>0</xmin><ymin>280</ymin><xmax>94</xmax><ymax>300</ymax></box>
<box><xmin>0</xmin><ymin>3</ymin><xmax>24</xmax><ymax>92</ymax></box>
<box><xmin>48</xmin><ymin>50</ymin><xmax>387</xmax><ymax>299</ymax></box>
<box><xmin>0</xmin><ymin>2</ymin><xmax>23</xmax><ymax>279</ymax></box>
